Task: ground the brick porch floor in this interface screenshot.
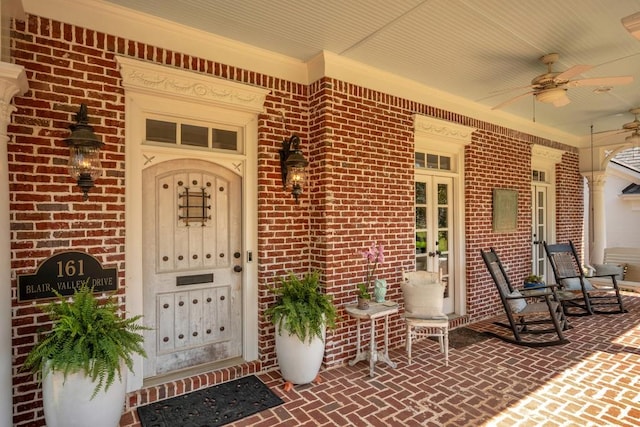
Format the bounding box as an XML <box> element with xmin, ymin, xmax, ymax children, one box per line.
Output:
<box><xmin>122</xmin><ymin>292</ymin><xmax>640</xmax><ymax>426</ymax></box>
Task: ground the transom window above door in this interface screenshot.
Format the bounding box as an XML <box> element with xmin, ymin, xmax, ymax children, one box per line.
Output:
<box><xmin>415</xmin><ymin>152</ymin><xmax>452</xmax><ymax>171</ymax></box>
<box><xmin>145</xmin><ymin>118</ymin><xmax>242</xmax><ymax>153</ymax></box>
<box><xmin>532</xmin><ymin>169</ymin><xmax>547</xmax><ymax>183</ymax></box>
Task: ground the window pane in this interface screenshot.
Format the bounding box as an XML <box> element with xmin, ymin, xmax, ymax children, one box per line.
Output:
<box><xmin>427</xmin><ymin>154</ymin><xmax>438</xmax><ymax>169</ymax></box>
<box><xmin>438</xmin><ymin>230</ymin><xmax>448</xmax><ymax>252</ymax></box>
<box><xmin>415</xmin><ymin>231</ymin><xmax>427</xmax><ymax>254</ymax></box>
<box><xmin>438</xmin><ymin>207</ymin><xmax>448</xmax><ymax>228</ymax></box>
<box><xmin>437</xmin><ymin>183</ymin><xmax>448</xmax><ymax>204</ymax></box>
<box><xmin>415</xmin><ymin>207</ymin><xmax>426</xmax><ymax>229</ymax></box>
<box><xmin>415</xmin><ymin>152</ymin><xmax>425</xmax><ymax>168</ymax></box>
<box><xmin>146</xmin><ymin>119</ymin><xmax>176</xmax><ymax>144</ymax></box>
<box><xmin>181</xmin><ymin>124</ymin><xmax>208</xmax><ymax>147</ymax></box>
<box><xmin>415</xmin><ymin>182</ymin><xmax>426</xmax><ymax>204</ymax></box>
<box><xmin>212</xmin><ymin>129</ymin><xmax>238</xmax><ymax>151</ymax></box>
<box><xmin>416</xmin><ymin>257</ymin><xmax>428</xmax><ymax>271</ymax></box>
<box><xmin>440</xmin><ymin>156</ymin><xmax>451</xmax><ymax>170</ymax></box>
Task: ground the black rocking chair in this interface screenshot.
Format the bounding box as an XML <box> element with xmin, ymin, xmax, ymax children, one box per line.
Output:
<box><xmin>544</xmin><ymin>241</ymin><xmax>626</xmax><ymax>316</ymax></box>
<box><xmin>481</xmin><ymin>248</ymin><xmax>569</xmax><ymax>347</ymax></box>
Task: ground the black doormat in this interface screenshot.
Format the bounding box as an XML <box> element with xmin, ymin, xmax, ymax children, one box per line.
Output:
<box><xmin>137</xmin><ymin>375</ymin><xmax>283</xmax><ymax>427</ymax></box>
<box><xmin>430</xmin><ymin>327</ymin><xmax>491</xmax><ymax>349</ymax></box>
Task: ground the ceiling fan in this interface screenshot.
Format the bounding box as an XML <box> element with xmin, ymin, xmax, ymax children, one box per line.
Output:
<box><xmin>492</xmin><ymin>53</ymin><xmax>634</xmax><ymax>110</ymax></box>
<box><xmin>622</xmin><ymin>108</ymin><xmax>640</xmax><ymax>146</ymax></box>
<box><xmin>595</xmin><ymin>107</ymin><xmax>640</xmax><ymax>144</ymax></box>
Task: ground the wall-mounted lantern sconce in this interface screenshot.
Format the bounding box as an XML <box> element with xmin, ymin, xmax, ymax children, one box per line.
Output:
<box><xmin>279</xmin><ymin>135</ymin><xmax>308</xmax><ymax>203</ymax></box>
<box><xmin>64</xmin><ymin>104</ymin><xmax>104</xmax><ymax>201</ymax></box>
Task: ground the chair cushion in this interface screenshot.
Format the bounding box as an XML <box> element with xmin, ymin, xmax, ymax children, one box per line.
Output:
<box><xmin>561</xmin><ymin>277</ymin><xmax>594</xmax><ymax>291</ymax></box>
<box><xmin>593</xmin><ymin>263</ymin><xmax>625</xmax><ymax>280</ymax></box>
<box><xmin>507</xmin><ymin>290</ymin><xmax>527</xmax><ymax>313</ymax></box>
<box><xmin>401</xmin><ymin>281</ymin><xmax>445</xmax><ymax>317</ymax></box>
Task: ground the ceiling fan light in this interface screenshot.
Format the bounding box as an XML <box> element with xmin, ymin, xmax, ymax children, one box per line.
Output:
<box><xmin>535</xmin><ymin>87</ymin><xmax>567</xmax><ymax>104</ymax></box>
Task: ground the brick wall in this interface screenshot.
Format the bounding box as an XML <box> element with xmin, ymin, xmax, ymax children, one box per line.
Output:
<box><xmin>8</xmin><ymin>13</ymin><xmax>583</xmax><ymax>426</ymax></box>
<box><xmin>465</xmin><ymin>130</ymin><xmax>534</xmax><ymax>319</ymax></box>
<box><xmin>556</xmin><ymin>152</ymin><xmax>584</xmax><ymax>255</ymax></box>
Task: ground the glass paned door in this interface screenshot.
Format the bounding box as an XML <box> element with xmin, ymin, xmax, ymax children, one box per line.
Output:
<box><xmin>531</xmin><ymin>185</ymin><xmax>548</xmax><ymax>280</ymax></box>
<box><xmin>415</xmin><ymin>176</ymin><xmax>454</xmax><ymax>313</ymax></box>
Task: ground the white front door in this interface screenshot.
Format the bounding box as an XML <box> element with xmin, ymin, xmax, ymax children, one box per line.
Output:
<box><xmin>142</xmin><ymin>159</ymin><xmax>242</xmax><ymax>377</ymax></box>
<box><xmin>415</xmin><ymin>175</ymin><xmax>455</xmax><ymax>313</ymax></box>
<box><xmin>531</xmin><ymin>184</ymin><xmax>548</xmax><ymax>280</ymax></box>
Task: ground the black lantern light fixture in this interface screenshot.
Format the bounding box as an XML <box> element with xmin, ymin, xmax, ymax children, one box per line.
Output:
<box><xmin>64</xmin><ymin>104</ymin><xmax>104</xmax><ymax>201</ymax></box>
<box><xmin>279</xmin><ymin>135</ymin><xmax>308</xmax><ymax>203</ymax></box>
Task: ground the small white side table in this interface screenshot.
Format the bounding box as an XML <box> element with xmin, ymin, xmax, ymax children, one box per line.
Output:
<box><xmin>345</xmin><ymin>301</ymin><xmax>399</xmax><ymax>377</ymax></box>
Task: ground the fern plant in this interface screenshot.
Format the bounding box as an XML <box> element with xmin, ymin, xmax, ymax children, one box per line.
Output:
<box><xmin>265</xmin><ymin>270</ymin><xmax>338</xmax><ymax>344</ymax></box>
<box><xmin>23</xmin><ymin>283</ymin><xmax>148</xmax><ymax>398</ymax></box>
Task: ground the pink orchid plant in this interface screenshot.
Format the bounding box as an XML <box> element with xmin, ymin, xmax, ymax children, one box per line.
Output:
<box><xmin>360</xmin><ymin>242</ymin><xmax>384</xmax><ymax>293</ymax></box>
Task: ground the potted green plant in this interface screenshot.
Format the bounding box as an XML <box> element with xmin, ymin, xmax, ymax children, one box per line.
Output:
<box><xmin>265</xmin><ymin>270</ymin><xmax>338</xmax><ymax>391</ymax></box>
<box><xmin>524</xmin><ymin>274</ymin><xmax>545</xmax><ymax>288</ymax></box>
<box><xmin>23</xmin><ymin>283</ymin><xmax>148</xmax><ymax>427</ymax></box>
<box><xmin>356</xmin><ymin>283</ymin><xmax>371</xmax><ymax>309</ymax></box>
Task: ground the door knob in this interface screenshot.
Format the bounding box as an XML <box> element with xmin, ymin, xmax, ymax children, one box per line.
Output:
<box><xmin>233</xmin><ymin>265</ymin><xmax>243</xmax><ymax>273</ymax></box>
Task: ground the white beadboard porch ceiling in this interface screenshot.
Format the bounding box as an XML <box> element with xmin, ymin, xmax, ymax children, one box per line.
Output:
<box><xmin>102</xmin><ymin>0</ymin><xmax>640</xmax><ymax>142</ymax></box>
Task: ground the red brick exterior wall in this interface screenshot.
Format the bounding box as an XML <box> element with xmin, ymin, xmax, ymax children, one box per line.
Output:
<box><xmin>8</xmin><ymin>14</ymin><xmax>582</xmax><ymax>426</ymax></box>
<box><xmin>556</xmin><ymin>152</ymin><xmax>585</xmax><ymax>255</ymax></box>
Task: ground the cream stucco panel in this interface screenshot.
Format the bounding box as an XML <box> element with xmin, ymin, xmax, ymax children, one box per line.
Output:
<box><xmin>116</xmin><ymin>56</ymin><xmax>270</xmax><ymax>113</ymax></box>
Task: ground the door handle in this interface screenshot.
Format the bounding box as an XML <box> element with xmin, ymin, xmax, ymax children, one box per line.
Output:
<box><xmin>233</xmin><ymin>265</ymin><xmax>243</xmax><ymax>273</ymax></box>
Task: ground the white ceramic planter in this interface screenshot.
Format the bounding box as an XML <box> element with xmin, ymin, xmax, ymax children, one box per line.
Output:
<box><xmin>42</xmin><ymin>361</ymin><xmax>126</xmax><ymax>427</ymax></box>
<box><xmin>275</xmin><ymin>322</ymin><xmax>326</xmax><ymax>385</ymax></box>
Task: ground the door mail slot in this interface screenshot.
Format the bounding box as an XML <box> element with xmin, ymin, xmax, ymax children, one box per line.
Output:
<box><xmin>176</xmin><ymin>273</ymin><xmax>213</xmax><ymax>286</ymax></box>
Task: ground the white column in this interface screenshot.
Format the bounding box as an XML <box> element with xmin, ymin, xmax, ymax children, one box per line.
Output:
<box><xmin>585</xmin><ymin>172</ymin><xmax>607</xmax><ymax>264</ymax></box>
<box><xmin>0</xmin><ymin>62</ymin><xmax>28</xmax><ymax>427</ymax></box>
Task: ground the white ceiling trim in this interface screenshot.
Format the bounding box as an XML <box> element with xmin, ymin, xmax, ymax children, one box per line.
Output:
<box><xmin>22</xmin><ymin>0</ymin><xmax>582</xmax><ymax>149</ymax></box>
<box><xmin>22</xmin><ymin>0</ymin><xmax>308</xmax><ymax>84</ymax></box>
<box><xmin>318</xmin><ymin>51</ymin><xmax>579</xmax><ymax>147</ymax></box>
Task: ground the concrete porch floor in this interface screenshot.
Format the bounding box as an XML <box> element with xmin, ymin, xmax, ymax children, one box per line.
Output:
<box><xmin>121</xmin><ymin>292</ymin><xmax>640</xmax><ymax>426</ymax></box>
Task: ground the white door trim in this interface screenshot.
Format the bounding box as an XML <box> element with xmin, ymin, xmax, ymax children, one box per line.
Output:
<box><xmin>118</xmin><ymin>57</ymin><xmax>268</xmax><ymax>392</ymax></box>
<box><xmin>414</xmin><ymin>115</ymin><xmax>475</xmax><ymax>316</ymax></box>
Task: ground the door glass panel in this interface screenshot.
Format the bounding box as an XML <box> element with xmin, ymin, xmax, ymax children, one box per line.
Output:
<box><xmin>438</xmin><ymin>207</ymin><xmax>448</xmax><ymax>228</ymax></box>
<box><xmin>438</xmin><ymin>183</ymin><xmax>448</xmax><ymax>204</ymax></box>
<box><xmin>415</xmin><ymin>207</ymin><xmax>426</xmax><ymax>228</ymax></box>
<box><xmin>415</xmin><ymin>182</ymin><xmax>426</xmax><ymax>204</ymax></box>
<box><xmin>415</xmin><ymin>231</ymin><xmax>427</xmax><ymax>254</ymax></box>
<box><xmin>416</xmin><ymin>257</ymin><xmax>428</xmax><ymax>271</ymax></box>
<box><xmin>415</xmin><ymin>152</ymin><xmax>426</xmax><ymax>168</ymax></box>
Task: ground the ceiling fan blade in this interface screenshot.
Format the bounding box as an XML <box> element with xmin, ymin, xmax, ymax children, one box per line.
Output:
<box><xmin>476</xmin><ymin>84</ymin><xmax>535</xmax><ymax>102</ymax></box>
<box><xmin>554</xmin><ymin>64</ymin><xmax>592</xmax><ymax>81</ymax></box>
<box><xmin>567</xmin><ymin>76</ymin><xmax>633</xmax><ymax>87</ymax></box>
<box><xmin>593</xmin><ymin>128</ymin><xmax>625</xmax><ymax>136</ymax></box>
<box><xmin>491</xmin><ymin>91</ymin><xmax>534</xmax><ymax>110</ymax></box>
